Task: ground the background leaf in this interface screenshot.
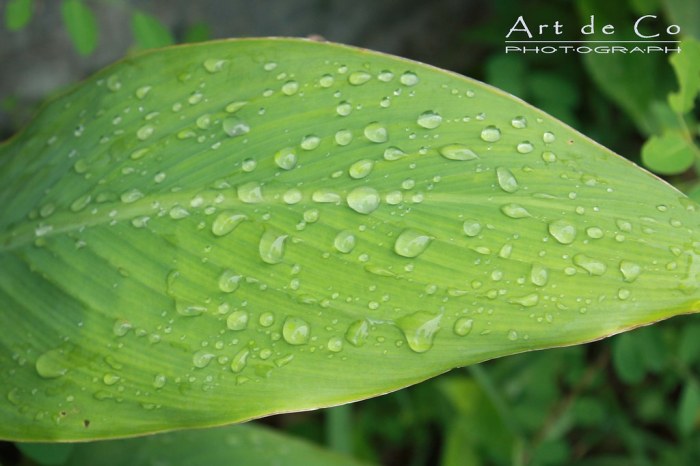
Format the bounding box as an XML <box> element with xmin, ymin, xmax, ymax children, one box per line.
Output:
<box><xmin>1</xmin><ymin>38</ymin><xmax>699</xmax><ymax>442</ymax></box>
<box><xmin>4</xmin><ymin>0</ymin><xmax>33</xmax><ymax>31</ymax></box>
<box><xmin>60</xmin><ymin>0</ymin><xmax>98</xmax><ymax>56</ymax></box>
<box><xmin>668</xmin><ymin>38</ymin><xmax>700</xmax><ymax>114</ymax></box>
<box><xmin>131</xmin><ymin>10</ymin><xmax>174</xmax><ymax>49</ymax></box>
<box><xmin>641</xmin><ymin>131</ymin><xmax>696</xmax><ymax>174</ymax></box>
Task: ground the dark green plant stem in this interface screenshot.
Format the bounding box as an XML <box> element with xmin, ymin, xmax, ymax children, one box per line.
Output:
<box><xmin>326</xmin><ymin>404</ymin><xmax>353</xmax><ymax>455</ymax></box>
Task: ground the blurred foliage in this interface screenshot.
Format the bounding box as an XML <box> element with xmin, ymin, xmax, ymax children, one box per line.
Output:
<box><xmin>1</xmin><ymin>0</ymin><xmax>699</xmax><ymax>464</ymax></box>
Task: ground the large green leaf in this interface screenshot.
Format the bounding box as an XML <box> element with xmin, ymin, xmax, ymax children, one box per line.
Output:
<box><xmin>1</xmin><ymin>38</ymin><xmax>699</xmax><ymax>441</ymax></box>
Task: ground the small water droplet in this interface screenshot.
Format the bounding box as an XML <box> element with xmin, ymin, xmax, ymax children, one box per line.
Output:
<box><xmin>121</xmin><ymin>189</ymin><xmax>144</xmax><ymax>204</ymax></box>
<box><xmin>259</xmin><ymin>230</ymin><xmax>288</xmax><ymax>264</ymax></box>
<box><xmin>364</xmin><ymin>122</ymin><xmax>388</xmax><ymax>143</ymax></box>
<box><xmin>334</xmin><ymin>230</ymin><xmax>356</xmax><ymax>253</ymax></box>
<box><xmin>274</xmin><ymin>147</ymin><xmax>297</xmax><ymax>170</ymax></box>
<box><xmin>516</xmin><ymin>141</ymin><xmax>534</xmax><ymax>154</ymax></box>
<box><xmin>227</xmin><ymin>310</ymin><xmax>249</xmax><ymax>330</ymax></box>
<box><xmin>35</xmin><ymin>349</ymin><xmax>68</xmax><ymax>379</ymax></box>
<box><xmin>281</xmin><ymin>80</ymin><xmax>300</xmax><ymax>95</ymax></box>
<box><xmin>225</xmin><ymin>101</ymin><xmax>247</xmax><ymax>113</ymax></box>
<box><xmin>336</xmin><ymin>101</ymin><xmax>352</xmax><ymax>116</ymax></box>
<box><xmin>283</xmin><ymin>189</ymin><xmax>302</xmax><ymax>204</ymax></box>
<box><xmin>312</xmin><ymin>189</ymin><xmax>341</xmax><ymax>203</ymax></box>
<box><xmin>282</xmin><ymin>317</ymin><xmax>310</xmax><ymax>345</ymax></box>
<box><xmin>137</xmin><ymin>125</ymin><xmax>155</xmax><ymax>140</ymax></box>
<box><xmin>349</xmin><ymin>159</ymin><xmax>374</xmax><ymax>179</ymax></box>
<box><xmin>135</xmin><ymin>85</ymin><xmax>151</xmax><ymax>99</ymax></box>
<box><xmin>223</xmin><ymin>117</ymin><xmax>250</xmax><ymax>137</ymax></box>
<box><xmin>196</xmin><ymin>114</ymin><xmax>211</xmax><ymax>130</ymax></box>
<box><xmin>192</xmin><ymin>350</ymin><xmax>215</xmax><ymax>369</ymax></box>
<box><xmin>400</xmin><ymin>71</ymin><xmax>419</xmax><ymax>86</ymax></box>
<box><xmin>153</xmin><ymin>374</ymin><xmax>166</xmax><ymax>389</ymax></box>
<box><xmin>394</xmin><ymin>229</ymin><xmax>433</xmax><ymax>258</ymax></box>
<box><xmin>218</xmin><ymin>270</ymin><xmax>241</xmax><ymax>293</ymax></box>
<box><xmin>548</xmin><ymin>220</ymin><xmax>576</xmax><ymax>244</ymax></box>
<box><xmin>103</xmin><ymin>373</ymin><xmax>120</xmax><ymax>385</ymax></box>
<box><xmin>327</xmin><ymin>337</ymin><xmax>344</xmax><ymax>352</ymax></box>
<box><xmin>541</xmin><ymin>151</ymin><xmax>557</xmax><ymax>163</ymax></box>
<box><xmin>319</xmin><ymin>74</ymin><xmax>334</xmax><ymax>87</ymax></box>
<box><xmin>507</xmin><ymin>330</ymin><xmax>518</xmax><ymax>341</ymax></box>
<box><xmin>439</xmin><ymin>144</ymin><xmax>478</xmax><ymax>161</ymax></box>
<box><xmin>112</xmin><ymin>319</ymin><xmax>132</xmax><ymax>337</ymax></box>
<box><xmin>619</xmin><ymin>261</ymin><xmax>641</xmax><ymax>282</ymax></box>
<box><xmin>334</xmin><ymin>129</ymin><xmax>353</xmax><ymax>146</ymax></box>
<box><xmin>70</xmin><ymin>194</ymin><xmax>91</xmax><ymax>212</ymax></box>
<box><xmin>463</xmin><ymin>219</ymin><xmax>482</xmax><ymax>237</ymax></box>
<box><xmin>383</xmin><ymin>146</ymin><xmax>406</xmax><ymax>161</ymax></box>
<box><xmin>385</xmin><ymin>190</ymin><xmax>403</xmax><ymax>204</ymax></box>
<box><xmin>511</xmin><ymin>116</ymin><xmax>527</xmax><ymax>128</ymax></box>
<box><xmin>259</xmin><ymin>312</ymin><xmax>275</xmax><ymax>327</ymax></box>
<box><xmin>177</xmin><ymin>303</ymin><xmax>206</xmax><ymax>317</ymax></box>
<box><xmin>203</xmin><ymin>58</ymin><xmax>227</xmax><ymax>73</ymax></box>
<box><xmin>573</xmin><ymin>254</ymin><xmax>606</xmax><ymax>275</ymax></box>
<box><xmin>543</xmin><ymin>131</ymin><xmax>556</xmax><ymax>143</ymax></box>
<box><xmin>345</xmin><ymin>320</ymin><xmax>369</xmax><ymax>347</ymax></box>
<box><xmin>496</xmin><ymin>167</ymin><xmax>519</xmax><ymax>193</ymax></box>
<box><xmin>396</xmin><ymin>311</ymin><xmax>441</xmax><ymax>353</ymax></box>
<box><xmin>106</xmin><ymin>75</ymin><xmax>121</xmax><ymax>92</ymax></box>
<box><xmin>237</xmin><ymin>182</ymin><xmax>264</xmax><ymax>203</ymax></box>
<box><xmin>230</xmin><ymin>348</ymin><xmax>250</xmax><ymax>373</ymax></box>
<box><xmin>586</xmin><ymin>227</ymin><xmax>604</xmax><ymax>239</ymax></box>
<box><xmin>301</xmin><ymin>135</ymin><xmax>321</xmax><ymax>150</ymax></box>
<box><xmin>348</xmin><ymin>71</ymin><xmax>372</xmax><ymax>85</ymax></box>
<box><xmin>347</xmin><ymin>186</ymin><xmax>380</xmax><ymax>214</ymax></box>
<box><xmin>480</xmin><ymin>126</ymin><xmax>501</xmax><ymax>142</ymax></box>
<box><xmin>501</xmin><ymin>204</ymin><xmax>531</xmax><ymax>218</ymax></box>
<box><xmin>453</xmin><ymin>318</ymin><xmax>474</xmax><ymax>336</ymax></box>
<box><xmin>530</xmin><ymin>264</ymin><xmax>549</xmax><ymax>286</ymax></box>
<box><xmin>211</xmin><ymin>212</ymin><xmax>247</xmax><ymax>236</ymax></box>
<box><xmin>417</xmin><ymin>111</ymin><xmax>442</xmax><ymax>129</ymax></box>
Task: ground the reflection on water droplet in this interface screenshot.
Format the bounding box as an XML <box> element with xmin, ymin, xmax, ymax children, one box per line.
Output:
<box><xmin>573</xmin><ymin>254</ymin><xmax>606</xmax><ymax>275</ymax></box>
<box><xmin>345</xmin><ymin>320</ymin><xmax>369</xmax><ymax>347</ymax></box>
<box><xmin>349</xmin><ymin>159</ymin><xmax>374</xmax><ymax>179</ymax></box>
<box><xmin>259</xmin><ymin>230</ymin><xmax>288</xmax><ymax>264</ymax></box>
<box><xmin>397</xmin><ymin>311</ymin><xmax>442</xmax><ymax>353</ymax></box>
<box><xmin>549</xmin><ymin>220</ymin><xmax>576</xmax><ymax>244</ymax></box>
<box><xmin>218</xmin><ymin>269</ymin><xmax>241</xmax><ymax>293</ymax></box>
<box><xmin>480</xmin><ymin>126</ymin><xmax>501</xmax><ymax>142</ymax></box>
<box><xmin>364</xmin><ymin>122</ymin><xmax>388</xmax><ymax>143</ymax></box>
<box><xmin>212</xmin><ymin>212</ymin><xmax>247</xmax><ymax>236</ymax></box>
<box><xmin>463</xmin><ymin>219</ymin><xmax>482</xmax><ymax>237</ymax></box>
<box><xmin>283</xmin><ymin>317</ymin><xmax>310</xmax><ymax>345</ymax></box>
<box><xmin>619</xmin><ymin>261</ymin><xmax>641</xmax><ymax>282</ymax></box>
<box><xmin>227</xmin><ymin>310</ymin><xmax>249</xmax><ymax>330</ymax></box>
<box><xmin>394</xmin><ymin>229</ymin><xmax>433</xmax><ymax>258</ymax></box>
<box><xmin>347</xmin><ymin>186</ymin><xmax>380</xmax><ymax>214</ymax></box>
<box><xmin>453</xmin><ymin>318</ymin><xmax>474</xmax><ymax>336</ymax></box>
<box><xmin>400</xmin><ymin>71</ymin><xmax>419</xmax><ymax>86</ymax></box>
<box><xmin>440</xmin><ymin>144</ymin><xmax>478</xmax><ymax>161</ymax></box>
<box><xmin>496</xmin><ymin>167</ymin><xmax>519</xmax><ymax>193</ymax></box>
<box><xmin>501</xmin><ymin>204</ymin><xmax>531</xmax><ymax>218</ymax></box>
<box><xmin>417</xmin><ymin>111</ymin><xmax>442</xmax><ymax>129</ymax></box>
<box><xmin>334</xmin><ymin>230</ymin><xmax>356</xmax><ymax>253</ymax></box>
<box><xmin>35</xmin><ymin>349</ymin><xmax>68</xmax><ymax>379</ymax></box>
<box><xmin>274</xmin><ymin>147</ymin><xmax>297</xmax><ymax>170</ymax></box>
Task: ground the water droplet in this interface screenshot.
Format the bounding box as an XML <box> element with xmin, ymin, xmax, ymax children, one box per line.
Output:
<box><xmin>282</xmin><ymin>317</ymin><xmax>310</xmax><ymax>345</ymax></box>
<box><xmin>137</xmin><ymin>124</ymin><xmax>155</xmax><ymax>140</ymax></box>
<box><xmin>385</xmin><ymin>190</ymin><xmax>403</xmax><ymax>204</ymax></box>
<box><xmin>283</xmin><ymin>189</ymin><xmax>302</xmax><ymax>204</ymax></box>
<box><xmin>196</xmin><ymin>114</ymin><xmax>211</xmax><ymax>129</ymax></box>
<box><xmin>176</xmin><ymin>303</ymin><xmax>206</xmax><ymax>317</ymax></box>
<box><xmin>383</xmin><ymin>146</ymin><xmax>406</xmax><ymax>161</ymax></box>
<box><xmin>619</xmin><ymin>261</ymin><xmax>641</xmax><ymax>282</ymax></box>
<box><xmin>480</xmin><ymin>126</ymin><xmax>501</xmax><ymax>142</ymax></box>
<box><xmin>348</xmin><ymin>71</ymin><xmax>372</xmax><ymax>85</ymax></box>
<box><xmin>301</xmin><ymin>135</ymin><xmax>321</xmax><ymax>150</ymax></box>
<box><xmin>396</xmin><ymin>311</ymin><xmax>441</xmax><ymax>353</ymax></box>
<box><xmin>507</xmin><ymin>330</ymin><xmax>518</xmax><ymax>341</ymax></box>
<box><xmin>334</xmin><ymin>230</ymin><xmax>356</xmax><ymax>253</ymax></box>
<box><xmin>169</xmin><ymin>205</ymin><xmax>189</xmax><ymax>220</ymax></box>
<box><xmin>548</xmin><ymin>220</ymin><xmax>576</xmax><ymax>244</ymax></box>
<box><xmin>192</xmin><ymin>350</ymin><xmax>215</xmax><ymax>369</ymax></box>
<box><xmin>273</xmin><ymin>147</ymin><xmax>297</xmax><ymax>170</ymax></box>
<box><xmin>103</xmin><ymin>373</ymin><xmax>120</xmax><ymax>385</ymax></box>
<box><xmin>394</xmin><ymin>229</ymin><xmax>433</xmax><ymax>258</ymax></box>
<box><xmin>303</xmin><ymin>209</ymin><xmax>319</xmax><ymax>223</ymax></box>
<box><xmin>439</xmin><ymin>144</ymin><xmax>478</xmax><ymax>161</ymax></box>
<box><xmin>530</xmin><ymin>264</ymin><xmax>548</xmax><ymax>286</ymax></box>
<box><xmin>501</xmin><ymin>204</ymin><xmax>531</xmax><ymax>218</ymax></box>
<box><xmin>237</xmin><ymin>182</ymin><xmax>264</xmax><ymax>203</ymax></box>
<box><xmin>35</xmin><ymin>349</ymin><xmax>68</xmax><ymax>379</ymax></box>
<box><xmin>349</xmin><ymin>159</ymin><xmax>374</xmax><ymax>179</ymax></box>
<box><xmin>312</xmin><ymin>189</ymin><xmax>341</xmax><ymax>203</ymax></box>
<box><xmin>106</xmin><ymin>75</ymin><xmax>121</xmax><ymax>92</ymax></box>
<box><xmin>203</xmin><ymin>58</ymin><xmax>226</xmax><ymax>73</ymax></box>
<box><xmin>112</xmin><ymin>319</ymin><xmax>132</xmax><ymax>337</ymax></box>
<box><xmin>230</xmin><ymin>348</ymin><xmax>250</xmax><ymax>373</ymax></box>
<box><xmin>135</xmin><ymin>85</ymin><xmax>151</xmax><ymax>99</ymax></box>
<box><xmin>218</xmin><ymin>270</ymin><xmax>241</xmax><ymax>293</ymax></box>
<box><xmin>510</xmin><ymin>293</ymin><xmax>539</xmax><ymax>307</ymax></box>
<box><xmin>364</xmin><ymin>122</ymin><xmax>388</xmax><ymax>143</ymax></box>
<box><xmin>463</xmin><ymin>219</ymin><xmax>482</xmax><ymax>237</ymax></box>
<box><xmin>517</xmin><ymin>141</ymin><xmax>534</xmax><ymax>154</ymax></box>
<box><xmin>543</xmin><ymin>131</ymin><xmax>556</xmax><ymax>143</ymax></box>
<box><xmin>496</xmin><ymin>167</ymin><xmax>519</xmax><ymax>193</ymax></box>
<box><xmin>281</xmin><ymin>80</ymin><xmax>300</xmax><ymax>95</ymax></box>
<box><xmin>345</xmin><ymin>320</ymin><xmax>369</xmax><ymax>347</ymax></box>
<box><xmin>541</xmin><ymin>151</ymin><xmax>557</xmax><ymax>163</ymax></box>
<box><xmin>319</xmin><ymin>74</ymin><xmax>334</xmax><ymax>87</ymax></box>
<box><xmin>400</xmin><ymin>71</ymin><xmax>419</xmax><ymax>86</ymax></box>
<box><xmin>70</xmin><ymin>194</ymin><xmax>91</xmax><ymax>212</ymax></box>
<box><xmin>347</xmin><ymin>186</ymin><xmax>380</xmax><ymax>214</ymax></box>
<box><xmin>453</xmin><ymin>318</ymin><xmax>474</xmax><ymax>336</ymax></box>
<box><xmin>618</xmin><ymin>288</ymin><xmax>631</xmax><ymax>300</ymax></box>
<box><xmin>227</xmin><ymin>310</ymin><xmax>249</xmax><ymax>330</ymax></box>
<box><xmin>511</xmin><ymin>116</ymin><xmax>527</xmax><ymax>128</ymax></box>
<box><xmin>121</xmin><ymin>189</ymin><xmax>144</xmax><ymax>204</ymax></box>
<box><xmin>153</xmin><ymin>374</ymin><xmax>166</xmax><ymax>389</ymax></box>
<box><xmin>259</xmin><ymin>230</ymin><xmax>288</xmax><ymax>264</ymax></box>
<box><xmin>225</xmin><ymin>101</ymin><xmax>247</xmax><ymax>113</ymax></box>
<box><xmin>586</xmin><ymin>227</ymin><xmax>604</xmax><ymax>239</ymax></box>
<box><xmin>327</xmin><ymin>337</ymin><xmax>344</xmax><ymax>352</ymax></box>
<box><xmin>573</xmin><ymin>254</ymin><xmax>606</xmax><ymax>275</ymax></box>
<box><xmin>417</xmin><ymin>111</ymin><xmax>442</xmax><ymax>129</ymax></box>
<box><xmin>211</xmin><ymin>212</ymin><xmax>247</xmax><ymax>236</ymax></box>
<box><xmin>223</xmin><ymin>117</ymin><xmax>250</xmax><ymax>137</ymax></box>
<box><xmin>263</xmin><ymin>61</ymin><xmax>277</xmax><ymax>71</ymax></box>
<box><xmin>336</xmin><ymin>101</ymin><xmax>352</xmax><ymax>116</ymax></box>
<box><xmin>259</xmin><ymin>312</ymin><xmax>275</xmax><ymax>327</ymax></box>
<box><xmin>335</xmin><ymin>129</ymin><xmax>353</xmax><ymax>146</ymax></box>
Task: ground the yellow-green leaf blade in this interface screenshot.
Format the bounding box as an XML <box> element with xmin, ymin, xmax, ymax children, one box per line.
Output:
<box><xmin>1</xmin><ymin>38</ymin><xmax>699</xmax><ymax>441</ymax></box>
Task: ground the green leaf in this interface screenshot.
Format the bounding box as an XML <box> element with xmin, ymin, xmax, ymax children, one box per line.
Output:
<box><xmin>15</xmin><ymin>442</ymin><xmax>74</xmax><ymax>466</ymax></box>
<box><xmin>641</xmin><ymin>131</ymin><xmax>696</xmax><ymax>174</ymax></box>
<box><xmin>678</xmin><ymin>380</ymin><xmax>700</xmax><ymax>435</ymax></box>
<box><xmin>613</xmin><ymin>332</ymin><xmax>646</xmax><ymax>384</ymax></box>
<box><xmin>17</xmin><ymin>423</ymin><xmax>366</xmax><ymax>466</ymax></box>
<box><xmin>1</xmin><ymin>38</ymin><xmax>700</xmax><ymax>441</ymax></box>
<box><xmin>60</xmin><ymin>0</ymin><xmax>98</xmax><ymax>56</ymax></box>
<box><xmin>668</xmin><ymin>39</ymin><xmax>700</xmax><ymax>114</ymax></box>
<box><xmin>131</xmin><ymin>11</ymin><xmax>174</xmax><ymax>49</ymax></box>
<box><xmin>183</xmin><ymin>22</ymin><xmax>212</xmax><ymax>44</ymax></box>
<box><xmin>4</xmin><ymin>0</ymin><xmax>33</xmax><ymax>31</ymax></box>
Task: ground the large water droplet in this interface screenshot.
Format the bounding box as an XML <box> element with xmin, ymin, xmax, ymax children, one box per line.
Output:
<box><xmin>619</xmin><ymin>261</ymin><xmax>641</xmax><ymax>282</ymax></box>
<box><xmin>281</xmin><ymin>80</ymin><xmax>300</xmax><ymax>95</ymax></box>
<box><xmin>223</xmin><ymin>118</ymin><xmax>250</xmax><ymax>137</ymax></box>
<box><xmin>35</xmin><ymin>349</ymin><xmax>68</xmax><ymax>379</ymax></box>
<box><xmin>511</xmin><ymin>116</ymin><xmax>527</xmax><ymax>128</ymax></box>
<box><xmin>348</xmin><ymin>71</ymin><xmax>372</xmax><ymax>85</ymax></box>
<box><xmin>396</xmin><ymin>311</ymin><xmax>442</xmax><ymax>353</ymax></box>
<box><xmin>211</xmin><ymin>212</ymin><xmax>247</xmax><ymax>236</ymax></box>
<box><xmin>394</xmin><ymin>229</ymin><xmax>433</xmax><ymax>258</ymax></box>
<box><xmin>274</xmin><ymin>147</ymin><xmax>297</xmax><ymax>170</ymax></box>
<box><xmin>417</xmin><ymin>111</ymin><xmax>442</xmax><ymax>129</ymax></box>
<box><xmin>259</xmin><ymin>230</ymin><xmax>288</xmax><ymax>264</ymax></box>
<box><xmin>548</xmin><ymin>220</ymin><xmax>576</xmax><ymax>244</ymax></box>
<box><xmin>573</xmin><ymin>254</ymin><xmax>606</xmax><ymax>275</ymax></box>
<box><xmin>453</xmin><ymin>318</ymin><xmax>474</xmax><ymax>336</ymax></box>
<box><xmin>227</xmin><ymin>310</ymin><xmax>249</xmax><ymax>330</ymax></box>
<box><xmin>400</xmin><ymin>71</ymin><xmax>419</xmax><ymax>86</ymax></box>
<box><xmin>349</xmin><ymin>159</ymin><xmax>374</xmax><ymax>179</ymax></box>
<box><xmin>335</xmin><ymin>129</ymin><xmax>353</xmax><ymax>146</ymax></box>
<box><xmin>218</xmin><ymin>269</ymin><xmax>241</xmax><ymax>293</ymax></box>
<box><xmin>301</xmin><ymin>135</ymin><xmax>321</xmax><ymax>150</ymax></box>
<box><xmin>334</xmin><ymin>230</ymin><xmax>356</xmax><ymax>253</ymax></box>
<box><xmin>383</xmin><ymin>146</ymin><xmax>406</xmax><ymax>161</ymax></box>
<box><xmin>282</xmin><ymin>317</ymin><xmax>310</xmax><ymax>345</ymax></box>
<box><xmin>480</xmin><ymin>126</ymin><xmax>501</xmax><ymax>142</ymax></box>
<box><xmin>336</xmin><ymin>101</ymin><xmax>352</xmax><ymax>116</ymax></box>
<box><xmin>501</xmin><ymin>204</ymin><xmax>531</xmax><ymax>218</ymax></box>
<box><xmin>463</xmin><ymin>219</ymin><xmax>482</xmax><ymax>237</ymax></box>
<box><xmin>283</xmin><ymin>189</ymin><xmax>302</xmax><ymax>204</ymax></box>
<box><xmin>345</xmin><ymin>320</ymin><xmax>369</xmax><ymax>347</ymax></box>
<box><xmin>312</xmin><ymin>189</ymin><xmax>341</xmax><ymax>203</ymax></box>
<box><xmin>192</xmin><ymin>350</ymin><xmax>215</xmax><ymax>368</ymax></box>
<box><xmin>237</xmin><ymin>182</ymin><xmax>264</xmax><ymax>203</ymax></box>
<box><xmin>439</xmin><ymin>144</ymin><xmax>478</xmax><ymax>161</ymax></box>
<box><xmin>347</xmin><ymin>186</ymin><xmax>380</xmax><ymax>214</ymax></box>
<box><xmin>364</xmin><ymin>122</ymin><xmax>388</xmax><ymax>143</ymax></box>
<box><xmin>530</xmin><ymin>264</ymin><xmax>548</xmax><ymax>286</ymax></box>
<box><xmin>516</xmin><ymin>141</ymin><xmax>534</xmax><ymax>154</ymax></box>
<box><xmin>496</xmin><ymin>167</ymin><xmax>519</xmax><ymax>193</ymax></box>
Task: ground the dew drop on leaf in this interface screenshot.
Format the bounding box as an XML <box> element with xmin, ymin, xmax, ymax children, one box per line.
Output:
<box><xmin>259</xmin><ymin>230</ymin><xmax>288</xmax><ymax>264</ymax></box>
<box><xmin>619</xmin><ymin>261</ymin><xmax>641</xmax><ymax>282</ymax></box>
<box><xmin>462</xmin><ymin>219</ymin><xmax>482</xmax><ymax>237</ymax></box>
<box><xmin>218</xmin><ymin>270</ymin><xmax>241</xmax><ymax>293</ymax></box>
<box><xmin>394</xmin><ymin>229</ymin><xmax>433</xmax><ymax>258</ymax></box>
<box><xmin>334</xmin><ymin>129</ymin><xmax>353</xmax><ymax>146</ymax></box>
<box><xmin>396</xmin><ymin>311</ymin><xmax>442</xmax><ymax>353</ymax></box>
<box><xmin>327</xmin><ymin>337</ymin><xmax>344</xmax><ymax>352</ymax></box>
<box><xmin>349</xmin><ymin>159</ymin><xmax>374</xmax><ymax>179</ymax></box>
<box><xmin>282</xmin><ymin>317</ymin><xmax>310</xmax><ymax>345</ymax></box>
<box><xmin>417</xmin><ymin>111</ymin><xmax>442</xmax><ymax>129</ymax></box>
<box><xmin>517</xmin><ymin>141</ymin><xmax>534</xmax><ymax>154</ymax></box>
<box><xmin>496</xmin><ymin>167</ymin><xmax>519</xmax><ymax>193</ymax></box>
<box><xmin>573</xmin><ymin>254</ymin><xmax>607</xmax><ymax>275</ymax></box>
<box><xmin>347</xmin><ymin>186</ymin><xmax>380</xmax><ymax>214</ymax></box>
<box><xmin>300</xmin><ymin>135</ymin><xmax>321</xmax><ymax>150</ymax></box>
<box><xmin>35</xmin><ymin>349</ymin><xmax>68</xmax><ymax>379</ymax></box>
<box><xmin>548</xmin><ymin>220</ymin><xmax>576</xmax><ymax>244</ymax></box>
<box><xmin>227</xmin><ymin>310</ymin><xmax>249</xmax><ymax>331</ymax></box>
<box><xmin>439</xmin><ymin>144</ymin><xmax>478</xmax><ymax>161</ymax></box>
<box><xmin>211</xmin><ymin>212</ymin><xmax>247</xmax><ymax>237</ymax></box>
<box><xmin>274</xmin><ymin>147</ymin><xmax>298</xmax><ymax>170</ymax></box>
<box><xmin>334</xmin><ymin>230</ymin><xmax>356</xmax><ymax>253</ymax></box>
<box><xmin>345</xmin><ymin>320</ymin><xmax>369</xmax><ymax>347</ymax></box>
<box><xmin>511</xmin><ymin>116</ymin><xmax>527</xmax><ymax>128</ymax></box>
<box><xmin>501</xmin><ymin>203</ymin><xmax>531</xmax><ymax>219</ymax></box>
<box><xmin>364</xmin><ymin>122</ymin><xmax>388</xmax><ymax>143</ymax></box>
<box><xmin>230</xmin><ymin>348</ymin><xmax>250</xmax><ymax>373</ymax></box>
<box><xmin>480</xmin><ymin>125</ymin><xmax>501</xmax><ymax>142</ymax></box>
<box><xmin>453</xmin><ymin>317</ymin><xmax>474</xmax><ymax>336</ymax></box>
<box><xmin>399</xmin><ymin>71</ymin><xmax>419</xmax><ymax>86</ymax></box>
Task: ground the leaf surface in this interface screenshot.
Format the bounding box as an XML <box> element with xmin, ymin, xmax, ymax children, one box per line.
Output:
<box><xmin>1</xmin><ymin>38</ymin><xmax>699</xmax><ymax>441</ymax></box>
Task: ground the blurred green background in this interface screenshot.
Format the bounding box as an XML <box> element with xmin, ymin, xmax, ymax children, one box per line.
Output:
<box><xmin>1</xmin><ymin>0</ymin><xmax>699</xmax><ymax>465</ymax></box>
